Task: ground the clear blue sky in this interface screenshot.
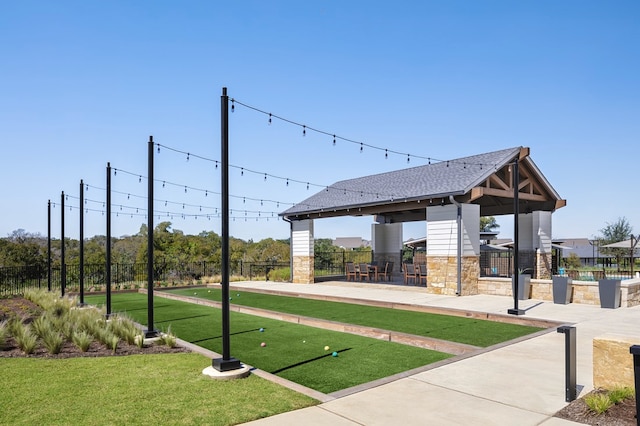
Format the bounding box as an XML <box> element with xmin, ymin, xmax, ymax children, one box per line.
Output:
<box><xmin>1</xmin><ymin>1</ymin><xmax>639</xmax><ymax>243</ymax></box>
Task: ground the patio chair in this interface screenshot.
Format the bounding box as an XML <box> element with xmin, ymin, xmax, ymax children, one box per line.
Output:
<box><xmin>403</xmin><ymin>263</ymin><xmax>417</xmax><ymax>285</ymax></box>
<box><xmin>380</xmin><ymin>261</ymin><xmax>394</xmax><ymax>281</ymax></box>
<box><xmin>345</xmin><ymin>262</ymin><xmax>357</xmax><ymax>282</ymax></box>
<box><xmin>417</xmin><ymin>264</ymin><xmax>427</xmax><ymax>286</ymax></box>
<box><xmin>358</xmin><ymin>263</ymin><xmax>370</xmax><ymax>281</ymax></box>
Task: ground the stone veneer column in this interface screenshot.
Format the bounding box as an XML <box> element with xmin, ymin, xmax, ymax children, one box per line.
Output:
<box><xmin>371</xmin><ymin>222</ymin><xmax>403</xmax><ymax>273</ymax></box>
<box><xmin>290</xmin><ymin>219</ymin><xmax>314</xmax><ymax>284</ymax></box>
<box><xmin>426</xmin><ymin>204</ymin><xmax>480</xmax><ymax>296</ymax></box>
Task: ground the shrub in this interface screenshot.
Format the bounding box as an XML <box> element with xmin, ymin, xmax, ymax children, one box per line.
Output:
<box><xmin>31</xmin><ymin>315</ymin><xmax>53</xmax><ymax>339</ymax></box>
<box><xmin>0</xmin><ymin>320</ymin><xmax>8</xmax><ymax>349</ymax></box>
<box><xmin>585</xmin><ymin>392</ymin><xmax>613</xmax><ymax>414</ymax></box>
<box><xmin>7</xmin><ymin>317</ymin><xmax>24</xmax><ymax>337</ymax></box>
<box><xmin>268</xmin><ymin>267</ymin><xmax>291</xmax><ymax>282</ymax></box>
<box><xmin>108</xmin><ymin>335</ymin><xmax>119</xmax><ymax>354</ymax></box>
<box><xmin>159</xmin><ymin>326</ymin><xmax>177</xmax><ymax>348</ymax></box>
<box><xmin>72</xmin><ymin>330</ymin><xmax>93</xmax><ymax>352</ymax></box>
<box><xmin>42</xmin><ymin>328</ymin><xmax>64</xmax><ymax>354</ymax></box>
<box><xmin>609</xmin><ymin>386</ymin><xmax>634</xmax><ymax>404</ymax></box>
<box><xmin>14</xmin><ymin>323</ymin><xmax>38</xmax><ymax>355</ymax></box>
<box><xmin>134</xmin><ymin>333</ymin><xmax>146</xmax><ymax>348</ymax></box>
<box><xmin>107</xmin><ymin>314</ymin><xmax>139</xmax><ymax>345</ymax></box>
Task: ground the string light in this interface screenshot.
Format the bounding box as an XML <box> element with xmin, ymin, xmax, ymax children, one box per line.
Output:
<box><xmin>229</xmin><ymin>97</ymin><xmax>498</xmax><ymax>169</ymax></box>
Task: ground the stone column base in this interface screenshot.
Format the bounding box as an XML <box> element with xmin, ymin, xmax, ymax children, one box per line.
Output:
<box><xmin>426</xmin><ymin>256</ymin><xmax>479</xmax><ymax>296</ymax></box>
<box><xmin>292</xmin><ymin>256</ymin><xmax>314</xmax><ymax>284</ymax></box>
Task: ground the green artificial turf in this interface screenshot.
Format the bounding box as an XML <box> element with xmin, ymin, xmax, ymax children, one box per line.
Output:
<box><xmin>86</xmin><ymin>293</ymin><xmax>452</xmax><ymax>394</ymax></box>
<box><xmin>0</xmin><ymin>353</ymin><xmax>317</xmax><ymax>425</ymax></box>
<box><xmin>166</xmin><ymin>287</ymin><xmax>543</xmax><ymax>347</ymax></box>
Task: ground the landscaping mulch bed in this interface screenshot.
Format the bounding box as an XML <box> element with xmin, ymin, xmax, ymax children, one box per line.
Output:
<box><xmin>0</xmin><ymin>296</ymin><xmax>190</xmax><ymax>359</ymax></box>
<box><xmin>554</xmin><ymin>389</ymin><xmax>637</xmax><ymax>426</ymax></box>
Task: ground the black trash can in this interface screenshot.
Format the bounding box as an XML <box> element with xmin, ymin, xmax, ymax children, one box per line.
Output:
<box><xmin>552</xmin><ymin>276</ymin><xmax>572</xmax><ymax>304</ymax></box>
<box><xmin>598</xmin><ymin>279</ymin><xmax>621</xmax><ymax>309</ymax></box>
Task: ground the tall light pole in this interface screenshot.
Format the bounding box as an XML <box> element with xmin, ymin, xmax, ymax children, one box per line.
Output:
<box><xmin>212</xmin><ymin>87</ymin><xmax>242</xmax><ymax>372</ymax></box>
<box><xmin>508</xmin><ymin>159</ymin><xmax>525</xmax><ymax>316</ymax></box>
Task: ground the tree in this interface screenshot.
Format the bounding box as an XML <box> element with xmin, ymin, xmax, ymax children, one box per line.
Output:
<box><xmin>0</xmin><ymin>230</ymin><xmax>47</xmax><ymax>268</ymax></box>
<box><xmin>598</xmin><ymin>217</ymin><xmax>634</xmax><ymax>270</ymax></box>
<box><xmin>480</xmin><ymin>216</ymin><xmax>500</xmax><ymax>232</ymax></box>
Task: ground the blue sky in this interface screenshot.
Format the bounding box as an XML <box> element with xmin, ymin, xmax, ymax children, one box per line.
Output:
<box><xmin>1</xmin><ymin>1</ymin><xmax>639</xmax><ymax>243</ymax></box>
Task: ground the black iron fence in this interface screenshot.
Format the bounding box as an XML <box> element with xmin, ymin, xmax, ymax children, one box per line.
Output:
<box><xmin>0</xmin><ymin>261</ymin><xmax>224</xmax><ymax>297</ymax></box>
<box><xmin>479</xmin><ymin>249</ymin><xmax>537</xmax><ymax>277</ymax></box>
<box><xmin>314</xmin><ymin>251</ymin><xmax>374</xmax><ymax>277</ymax></box>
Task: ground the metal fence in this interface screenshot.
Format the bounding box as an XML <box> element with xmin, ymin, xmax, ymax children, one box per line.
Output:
<box><xmin>479</xmin><ymin>249</ymin><xmax>537</xmax><ymax>277</ymax></box>
<box><xmin>0</xmin><ymin>261</ymin><xmax>224</xmax><ymax>296</ymax></box>
<box><xmin>313</xmin><ymin>251</ymin><xmax>374</xmax><ymax>277</ymax></box>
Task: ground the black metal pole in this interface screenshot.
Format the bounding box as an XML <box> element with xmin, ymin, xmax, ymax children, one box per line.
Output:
<box><xmin>146</xmin><ymin>136</ymin><xmax>158</xmax><ymax>337</ymax></box>
<box><xmin>213</xmin><ymin>87</ymin><xmax>241</xmax><ymax>372</ymax></box>
<box><xmin>557</xmin><ymin>326</ymin><xmax>577</xmax><ymax>402</ymax></box>
<box><xmin>79</xmin><ymin>179</ymin><xmax>85</xmax><ymax>305</ymax></box>
<box><xmin>106</xmin><ymin>163</ymin><xmax>112</xmax><ymax>317</ymax></box>
<box><xmin>61</xmin><ymin>191</ymin><xmax>66</xmax><ymax>297</ymax></box>
<box><xmin>630</xmin><ymin>345</ymin><xmax>640</xmax><ymax>426</ymax></box>
<box><xmin>47</xmin><ymin>200</ymin><xmax>51</xmax><ymax>292</ymax></box>
<box><xmin>508</xmin><ymin>159</ymin><xmax>524</xmax><ymax>315</ymax></box>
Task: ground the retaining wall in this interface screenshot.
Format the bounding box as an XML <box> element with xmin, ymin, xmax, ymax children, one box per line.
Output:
<box><xmin>477</xmin><ymin>277</ymin><xmax>640</xmax><ymax>307</ymax></box>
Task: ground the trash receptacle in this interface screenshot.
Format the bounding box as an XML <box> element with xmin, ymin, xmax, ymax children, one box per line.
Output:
<box><xmin>552</xmin><ymin>276</ymin><xmax>572</xmax><ymax>304</ymax></box>
<box><xmin>598</xmin><ymin>279</ymin><xmax>621</xmax><ymax>309</ymax></box>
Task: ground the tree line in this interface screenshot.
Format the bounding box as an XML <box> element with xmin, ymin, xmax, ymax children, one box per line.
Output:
<box><xmin>0</xmin><ymin>222</ymin><xmax>293</xmax><ymax>270</ymax></box>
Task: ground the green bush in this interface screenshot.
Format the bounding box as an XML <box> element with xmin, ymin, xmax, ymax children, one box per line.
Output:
<box><xmin>585</xmin><ymin>392</ymin><xmax>612</xmax><ymax>414</ymax></box>
<box><xmin>107</xmin><ymin>314</ymin><xmax>139</xmax><ymax>345</ymax></box>
<box><xmin>0</xmin><ymin>320</ymin><xmax>8</xmax><ymax>349</ymax></box>
<box><xmin>72</xmin><ymin>330</ymin><xmax>93</xmax><ymax>352</ymax></box>
<box><xmin>41</xmin><ymin>328</ymin><xmax>64</xmax><ymax>354</ymax></box>
<box><xmin>268</xmin><ymin>267</ymin><xmax>291</xmax><ymax>282</ymax></box>
<box><xmin>585</xmin><ymin>387</ymin><xmax>634</xmax><ymax>415</ymax></box>
<box><xmin>13</xmin><ymin>322</ymin><xmax>37</xmax><ymax>355</ymax></box>
<box><xmin>609</xmin><ymin>386</ymin><xmax>635</xmax><ymax>404</ymax></box>
<box><xmin>31</xmin><ymin>315</ymin><xmax>53</xmax><ymax>339</ymax></box>
<box><xmin>158</xmin><ymin>325</ymin><xmax>177</xmax><ymax>348</ymax></box>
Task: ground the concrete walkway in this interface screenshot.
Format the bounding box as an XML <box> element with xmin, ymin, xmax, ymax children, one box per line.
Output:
<box><xmin>228</xmin><ymin>280</ymin><xmax>640</xmax><ymax>425</ymax></box>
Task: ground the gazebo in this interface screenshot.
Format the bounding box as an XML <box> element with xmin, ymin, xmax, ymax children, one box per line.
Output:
<box><xmin>280</xmin><ymin>146</ymin><xmax>566</xmax><ymax>295</ymax></box>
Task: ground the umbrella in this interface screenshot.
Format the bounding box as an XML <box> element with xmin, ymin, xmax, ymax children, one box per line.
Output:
<box><xmin>601</xmin><ymin>238</ymin><xmax>640</xmax><ymax>249</ymax></box>
<box><xmin>601</xmin><ymin>236</ymin><xmax>640</xmax><ymax>276</ymax></box>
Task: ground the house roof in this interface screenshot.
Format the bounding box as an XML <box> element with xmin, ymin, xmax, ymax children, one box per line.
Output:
<box><xmin>280</xmin><ymin>146</ymin><xmax>566</xmax><ymax>223</ymax></box>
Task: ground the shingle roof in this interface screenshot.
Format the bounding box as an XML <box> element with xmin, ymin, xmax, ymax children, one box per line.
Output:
<box><xmin>281</xmin><ymin>147</ymin><xmax>524</xmax><ymax>218</ymax></box>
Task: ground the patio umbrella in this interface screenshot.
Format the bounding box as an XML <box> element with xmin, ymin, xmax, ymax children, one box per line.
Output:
<box><xmin>601</xmin><ymin>236</ymin><xmax>640</xmax><ymax>276</ymax></box>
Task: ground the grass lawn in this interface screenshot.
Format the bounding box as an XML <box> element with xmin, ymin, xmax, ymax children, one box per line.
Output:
<box><xmin>0</xmin><ymin>353</ymin><xmax>317</xmax><ymax>426</ymax></box>
<box><xmin>86</xmin><ymin>293</ymin><xmax>453</xmax><ymax>393</ymax></box>
<box><xmin>166</xmin><ymin>287</ymin><xmax>544</xmax><ymax>347</ymax></box>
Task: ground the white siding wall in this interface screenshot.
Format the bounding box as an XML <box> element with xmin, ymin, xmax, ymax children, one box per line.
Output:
<box><xmin>292</xmin><ymin>220</ymin><xmax>314</xmax><ymax>256</ymax></box>
<box><xmin>426</xmin><ymin>204</ymin><xmax>480</xmax><ymax>256</ymax></box>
